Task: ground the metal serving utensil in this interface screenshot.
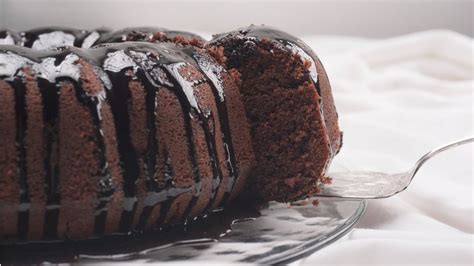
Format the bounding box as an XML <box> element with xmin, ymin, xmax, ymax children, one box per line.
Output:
<box><xmin>318</xmin><ymin>137</ymin><xmax>473</xmax><ymax>199</ymax></box>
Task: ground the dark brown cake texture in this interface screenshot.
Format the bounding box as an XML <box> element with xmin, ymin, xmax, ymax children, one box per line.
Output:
<box><xmin>207</xmin><ymin>25</ymin><xmax>342</xmax><ymax>202</ymax></box>
<box><xmin>0</xmin><ymin>25</ymin><xmax>342</xmax><ymax>242</ymax></box>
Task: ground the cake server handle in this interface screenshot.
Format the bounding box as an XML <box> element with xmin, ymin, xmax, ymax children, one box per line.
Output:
<box><xmin>317</xmin><ymin>137</ymin><xmax>473</xmax><ymax>199</ymax></box>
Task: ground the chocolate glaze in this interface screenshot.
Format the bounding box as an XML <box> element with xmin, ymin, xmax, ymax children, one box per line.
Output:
<box><xmin>0</xmin><ymin>27</ymin><xmax>204</xmax><ymax>50</ymax></box>
<box><xmin>0</xmin><ymin>26</ymin><xmax>238</xmax><ymax>220</ymax></box>
<box><xmin>0</xmin><ymin>27</ymin><xmax>108</xmax><ymax>49</ymax></box>
<box><xmin>98</xmin><ymin>27</ymin><xmax>205</xmax><ymax>46</ymax></box>
<box><xmin>78</xmin><ymin>81</ymin><xmax>114</xmax><ymax>238</ymax></box>
<box><xmin>0</xmin><ymin>30</ymin><xmax>20</xmax><ymax>45</ymax></box>
<box><xmin>11</xmin><ymin>76</ymin><xmax>29</xmax><ymax>239</ymax></box>
<box><xmin>0</xmin><ymin>27</ymin><xmax>227</xmax><ymax>231</ymax></box>
<box><xmin>158</xmin><ymin>51</ymin><xmax>224</xmax><ymax>225</ymax></box>
<box><xmin>38</xmin><ymin>78</ymin><xmax>61</xmax><ymax>239</ymax></box>
<box><xmin>128</xmin><ymin>69</ymin><xmax>160</xmax><ymax>232</ymax></box>
<box><xmin>12</xmin><ymin>77</ymin><xmax>28</xmax><ymax>203</ymax></box>
<box><xmin>153</xmin><ymin>155</ymin><xmax>177</xmax><ymax>228</ymax></box>
<box><xmin>0</xmin><ymin>38</ymin><xmax>236</xmax><ymax>240</ymax></box>
<box><xmin>187</xmin><ymin>53</ymin><xmax>238</xmax><ymax>211</ymax></box>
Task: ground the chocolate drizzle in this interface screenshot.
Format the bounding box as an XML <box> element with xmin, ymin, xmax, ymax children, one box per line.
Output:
<box><xmin>0</xmin><ymin>37</ymin><xmax>240</xmax><ymax>240</ymax></box>
<box><xmin>107</xmin><ymin>71</ymin><xmax>140</xmax><ymax>198</ymax></box>
<box><xmin>0</xmin><ymin>27</ymin><xmax>104</xmax><ymax>49</ymax></box>
<box><xmin>1</xmin><ymin>27</ymin><xmax>204</xmax><ymax>51</ymax></box>
<box><xmin>38</xmin><ymin>78</ymin><xmax>61</xmax><ymax>239</ymax></box>
<box><xmin>153</xmin><ymin>155</ymin><xmax>176</xmax><ymax>228</ymax></box>
<box><xmin>161</xmin><ymin>64</ymin><xmax>203</xmax><ymax>221</ymax></box>
<box><xmin>75</xmin><ymin>81</ymin><xmax>114</xmax><ymax>237</ymax></box>
<box><xmin>104</xmin><ymin>67</ymin><xmax>140</xmax><ymax>233</ymax></box>
<box><xmin>11</xmin><ymin>77</ymin><xmax>29</xmax><ymax>204</ymax></box>
<box><xmin>162</xmin><ymin>60</ymin><xmax>222</xmax><ymax>221</ymax></box>
<box><xmin>95</xmin><ymin>43</ymin><xmax>223</xmax><ymax>231</ymax></box>
<box><xmin>98</xmin><ymin>27</ymin><xmax>205</xmax><ymax>46</ymax></box>
<box><xmin>142</xmin><ymin>73</ymin><xmax>159</xmax><ymax>192</ymax></box>
<box><xmin>11</xmin><ymin>76</ymin><xmax>29</xmax><ymax>239</ymax></box>
<box><xmin>189</xmin><ymin>53</ymin><xmax>238</xmax><ymax>207</ymax></box>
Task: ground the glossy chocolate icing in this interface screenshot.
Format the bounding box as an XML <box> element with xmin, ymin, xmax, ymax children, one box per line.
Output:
<box><xmin>98</xmin><ymin>27</ymin><xmax>205</xmax><ymax>45</ymax></box>
<box><xmin>0</xmin><ymin>39</ymin><xmax>238</xmax><ymax>239</ymax></box>
<box><xmin>0</xmin><ymin>27</ymin><xmax>204</xmax><ymax>50</ymax></box>
<box><xmin>0</xmin><ymin>27</ymin><xmax>107</xmax><ymax>48</ymax></box>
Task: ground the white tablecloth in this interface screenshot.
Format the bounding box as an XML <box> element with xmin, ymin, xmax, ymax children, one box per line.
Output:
<box><xmin>295</xmin><ymin>30</ymin><xmax>473</xmax><ymax>265</ymax></box>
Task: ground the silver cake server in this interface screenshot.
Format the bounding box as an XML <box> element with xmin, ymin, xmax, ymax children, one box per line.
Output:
<box><xmin>318</xmin><ymin>137</ymin><xmax>473</xmax><ymax>199</ymax></box>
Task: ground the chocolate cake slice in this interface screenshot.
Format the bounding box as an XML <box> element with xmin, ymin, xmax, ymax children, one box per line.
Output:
<box><xmin>207</xmin><ymin>25</ymin><xmax>342</xmax><ymax>202</ymax></box>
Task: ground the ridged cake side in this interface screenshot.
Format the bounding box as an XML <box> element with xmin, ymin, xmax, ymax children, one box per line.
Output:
<box><xmin>0</xmin><ymin>42</ymin><xmax>253</xmax><ymax>241</ymax></box>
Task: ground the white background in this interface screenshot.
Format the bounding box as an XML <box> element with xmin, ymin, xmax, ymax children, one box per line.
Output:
<box><xmin>0</xmin><ymin>0</ymin><xmax>472</xmax><ymax>37</ymax></box>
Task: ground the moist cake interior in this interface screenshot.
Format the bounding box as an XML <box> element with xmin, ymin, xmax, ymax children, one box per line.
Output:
<box><xmin>209</xmin><ymin>39</ymin><xmax>332</xmax><ymax>202</ymax></box>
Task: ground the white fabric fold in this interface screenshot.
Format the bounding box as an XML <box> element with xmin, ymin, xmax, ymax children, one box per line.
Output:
<box><xmin>301</xmin><ymin>30</ymin><xmax>473</xmax><ymax>265</ymax></box>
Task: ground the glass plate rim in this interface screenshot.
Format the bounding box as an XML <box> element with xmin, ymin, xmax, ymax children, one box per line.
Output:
<box><xmin>258</xmin><ymin>199</ymin><xmax>367</xmax><ymax>264</ymax></box>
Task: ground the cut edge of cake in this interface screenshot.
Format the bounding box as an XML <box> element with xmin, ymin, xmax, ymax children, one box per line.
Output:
<box><xmin>207</xmin><ymin>25</ymin><xmax>342</xmax><ymax>202</ymax></box>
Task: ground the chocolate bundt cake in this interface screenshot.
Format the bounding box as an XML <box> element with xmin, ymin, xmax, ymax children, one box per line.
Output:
<box><xmin>0</xmin><ymin>26</ymin><xmax>341</xmax><ymax>242</ymax></box>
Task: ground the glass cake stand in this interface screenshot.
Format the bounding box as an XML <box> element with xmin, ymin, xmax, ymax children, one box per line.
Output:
<box><xmin>0</xmin><ymin>198</ymin><xmax>366</xmax><ymax>264</ymax></box>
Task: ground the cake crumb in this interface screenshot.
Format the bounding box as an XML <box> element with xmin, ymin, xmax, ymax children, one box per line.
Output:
<box><xmin>312</xmin><ymin>199</ymin><xmax>319</xmax><ymax>206</ymax></box>
<box><xmin>207</xmin><ymin>46</ymin><xmax>227</xmax><ymax>65</ymax></box>
<box><xmin>320</xmin><ymin>176</ymin><xmax>332</xmax><ymax>185</ymax></box>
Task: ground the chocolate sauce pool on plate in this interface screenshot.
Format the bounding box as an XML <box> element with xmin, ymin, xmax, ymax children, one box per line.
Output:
<box><xmin>0</xmin><ymin>201</ymin><xmax>261</xmax><ymax>263</ymax></box>
<box><xmin>0</xmin><ymin>198</ymin><xmax>366</xmax><ymax>264</ymax></box>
